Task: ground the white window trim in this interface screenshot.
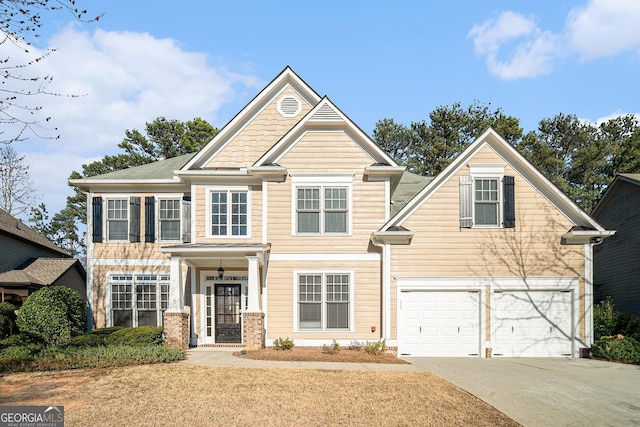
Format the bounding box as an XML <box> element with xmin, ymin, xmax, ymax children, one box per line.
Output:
<box><xmin>107</xmin><ymin>272</ymin><xmax>170</xmax><ymax>327</ymax></box>
<box><xmin>206</xmin><ymin>185</ymin><xmax>252</xmax><ymax>239</ymax></box>
<box><xmin>156</xmin><ymin>194</ymin><xmax>183</xmax><ymax>243</ymax></box>
<box><xmin>293</xmin><ymin>269</ymin><xmax>354</xmax><ymax>333</ymax></box>
<box><xmin>469</xmin><ymin>164</ymin><xmax>505</xmax><ymax>229</ymax></box>
<box><xmin>104</xmin><ymin>195</ymin><xmax>130</xmax><ymax>243</ymax></box>
<box><xmin>290</xmin><ymin>174</ymin><xmax>353</xmax><ymax>236</ymax></box>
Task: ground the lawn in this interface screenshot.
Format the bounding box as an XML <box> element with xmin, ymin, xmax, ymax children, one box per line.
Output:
<box><xmin>0</xmin><ymin>363</ymin><xmax>518</xmax><ymax>426</ymax></box>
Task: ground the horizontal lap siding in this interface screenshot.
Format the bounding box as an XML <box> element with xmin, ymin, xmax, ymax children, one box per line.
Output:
<box><xmin>205</xmin><ymin>88</ymin><xmax>312</xmax><ymax>168</ymax></box>
<box><xmin>389</xmin><ymin>144</ymin><xmax>585</xmax><ymax>339</ymax></box>
<box><xmin>266</xmin><ymin>261</ymin><xmax>381</xmax><ymax>340</ymax></box>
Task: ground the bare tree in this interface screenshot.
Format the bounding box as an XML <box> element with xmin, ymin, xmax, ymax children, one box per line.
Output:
<box><xmin>0</xmin><ymin>144</ymin><xmax>38</xmax><ymax>215</ymax></box>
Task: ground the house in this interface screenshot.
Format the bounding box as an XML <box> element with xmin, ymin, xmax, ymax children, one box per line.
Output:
<box><xmin>592</xmin><ymin>174</ymin><xmax>640</xmax><ymax>316</ymax></box>
<box><xmin>70</xmin><ymin>67</ymin><xmax>614</xmax><ymax>357</ymax></box>
<box><xmin>0</xmin><ymin>209</ymin><xmax>86</xmax><ymax>307</ymax></box>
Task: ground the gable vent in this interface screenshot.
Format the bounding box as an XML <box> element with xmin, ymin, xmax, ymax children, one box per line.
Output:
<box><xmin>310</xmin><ymin>103</ymin><xmax>342</xmax><ymax>121</ymax></box>
<box><xmin>277</xmin><ymin>95</ymin><xmax>301</xmax><ymax>117</ymax></box>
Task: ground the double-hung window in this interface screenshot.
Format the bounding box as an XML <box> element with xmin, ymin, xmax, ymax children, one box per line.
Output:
<box><xmin>474</xmin><ymin>178</ymin><xmax>499</xmax><ymax>226</ymax></box>
<box><xmin>107</xmin><ymin>199</ymin><xmax>128</xmax><ymax>240</ymax></box>
<box><xmin>158</xmin><ymin>198</ymin><xmax>181</xmax><ymax>241</ymax></box>
<box><xmin>209</xmin><ymin>188</ymin><xmax>250</xmax><ymax>237</ymax></box>
<box><xmin>459</xmin><ymin>164</ymin><xmax>515</xmax><ymax>229</ymax></box>
<box><xmin>110</xmin><ymin>274</ymin><xmax>170</xmax><ymax>327</ymax></box>
<box><xmin>293</xmin><ymin>175</ymin><xmax>351</xmax><ymax>235</ymax></box>
<box><xmin>297</xmin><ymin>272</ymin><xmax>351</xmax><ymax>331</ymax></box>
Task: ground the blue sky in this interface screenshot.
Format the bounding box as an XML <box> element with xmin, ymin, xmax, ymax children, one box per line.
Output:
<box><xmin>12</xmin><ymin>0</ymin><xmax>640</xmax><ymax>216</ymax></box>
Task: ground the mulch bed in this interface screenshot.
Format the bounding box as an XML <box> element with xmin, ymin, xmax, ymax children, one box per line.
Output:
<box><xmin>234</xmin><ymin>347</ymin><xmax>408</xmax><ymax>364</ymax></box>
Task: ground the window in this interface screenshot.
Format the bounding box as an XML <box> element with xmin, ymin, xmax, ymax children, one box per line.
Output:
<box><xmin>474</xmin><ymin>178</ymin><xmax>499</xmax><ymax>226</ymax></box>
<box><xmin>110</xmin><ymin>274</ymin><xmax>170</xmax><ymax>327</ymax></box>
<box><xmin>210</xmin><ymin>190</ymin><xmax>249</xmax><ymax>237</ymax></box>
<box><xmin>297</xmin><ymin>272</ymin><xmax>351</xmax><ymax>331</ymax></box>
<box><xmin>296</xmin><ymin>186</ymin><xmax>348</xmax><ymax>234</ymax></box>
<box><xmin>107</xmin><ymin>199</ymin><xmax>128</xmax><ymax>240</ymax></box>
<box><xmin>459</xmin><ymin>170</ymin><xmax>515</xmax><ymax>229</ymax></box>
<box><xmin>158</xmin><ymin>198</ymin><xmax>181</xmax><ymax>241</ymax></box>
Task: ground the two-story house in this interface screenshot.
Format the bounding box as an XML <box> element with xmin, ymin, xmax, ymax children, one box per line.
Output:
<box><xmin>71</xmin><ymin>67</ymin><xmax>613</xmax><ymax>357</ymax></box>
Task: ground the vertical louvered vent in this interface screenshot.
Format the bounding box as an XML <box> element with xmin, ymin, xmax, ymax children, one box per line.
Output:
<box><xmin>278</xmin><ymin>95</ymin><xmax>301</xmax><ymax>117</ymax></box>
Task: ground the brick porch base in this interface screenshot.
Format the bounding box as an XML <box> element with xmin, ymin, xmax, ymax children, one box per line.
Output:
<box><xmin>164</xmin><ymin>311</ymin><xmax>189</xmax><ymax>350</ymax></box>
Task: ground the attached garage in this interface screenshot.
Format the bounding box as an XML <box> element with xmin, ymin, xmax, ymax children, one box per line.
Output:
<box><xmin>398</xmin><ymin>290</ymin><xmax>481</xmax><ymax>357</ymax></box>
<box><xmin>491</xmin><ymin>289</ymin><xmax>574</xmax><ymax>357</ymax></box>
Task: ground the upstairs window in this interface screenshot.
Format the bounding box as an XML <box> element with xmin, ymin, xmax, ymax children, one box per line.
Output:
<box><xmin>107</xmin><ymin>198</ymin><xmax>128</xmax><ymax>241</ymax></box>
<box><xmin>294</xmin><ymin>184</ymin><xmax>350</xmax><ymax>235</ymax></box>
<box><xmin>209</xmin><ymin>189</ymin><xmax>250</xmax><ymax>237</ymax></box>
<box><xmin>460</xmin><ymin>167</ymin><xmax>515</xmax><ymax>229</ymax></box>
<box><xmin>474</xmin><ymin>178</ymin><xmax>499</xmax><ymax>226</ymax></box>
<box><xmin>158</xmin><ymin>198</ymin><xmax>181</xmax><ymax>241</ymax></box>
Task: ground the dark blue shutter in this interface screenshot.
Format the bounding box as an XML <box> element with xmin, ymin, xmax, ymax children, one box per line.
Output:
<box><xmin>129</xmin><ymin>197</ymin><xmax>141</xmax><ymax>242</ymax></box>
<box><xmin>503</xmin><ymin>176</ymin><xmax>515</xmax><ymax>228</ymax></box>
<box><xmin>145</xmin><ymin>196</ymin><xmax>155</xmax><ymax>243</ymax></box>
<box><xmin>92</xmin><ymin>196</ymin><xmax>103</xmax><ymax>242</ymax></box>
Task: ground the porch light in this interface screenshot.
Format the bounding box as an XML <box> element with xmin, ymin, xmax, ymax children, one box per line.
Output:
<box><xmin>218</xmin><ymin>261</ymin><xmax>224</xmax><ymax>279</ymax></box>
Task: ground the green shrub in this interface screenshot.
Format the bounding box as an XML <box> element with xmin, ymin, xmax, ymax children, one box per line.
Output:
<box><xmin>273</xmin><ymin>337</ymin><xmax>294</xmax><ymax>350</ymax></box>
<box><xmin>16</xmin><ymin>286</ymin><xmax>86</xmax><ymax>345</ymax></box>
<box><xmin>0</xmin><ymin>344</ymin><xmax>42</xmax><ymax>361</ymax></box>
<box><xmin>592</xmin><ymin>337</ymin><xmax>640</xmax><ymax>364</ymax></box>
<box><xmin>362</xmin><ymin>340</ymin><xmax>387</xmax><ymax>355</ymax></box>
<box><xmin>0</xmin><ymin>333</ymin><xmax>44</xmax><ymax>350</ymax></box>
<box><xmin>322</xmin><ymin>340</ymin><xmax>341</xmax><ymax>354</ymax></box>
<box><xmin>68</xmin><ymin>327</ymin><xmax>125</xmax><ymax>347</ymax></box>
<box><xmin>0</xmin><ymin>302</ymin><xmax>17</xmax><ymax>339</ymax></box>
<box><xmin>615</xmin><ymin>312</ymin><xmax>640</xmax><ymax>341</ymax></box>
<box><xmin>594</xmin><ymin>297</ymin><xmax>619</xmax><ymax>338</ymax></box>
<box><xmin>104</xmin><ymin>326</ymin><xmax>163</xmax><ymax>347</ymax></box>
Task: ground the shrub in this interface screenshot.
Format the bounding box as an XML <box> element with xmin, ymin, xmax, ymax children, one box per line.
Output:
<box><xmin>273</xmin><ymin>337</ymin><xmax>294</xmax><ymax>350</ymax></box>
<box><xmin>592</xmin><ymin>337</ymin><xmax>640</xmax><ymax>364</ymax></box>
<box><xmin>0</xmin><ymin>344</ymin><xmax>42</xmax><ymax>361</ymax></box>
<box><xmin>0</xmin><ymin>302</ymin><xmax>17</xmax><ymax>339</ymax></box>
<box><xmin>348</xmin><ymin>340</ymin><xmax>364</xmax><ymax>351</ymax></box>
<box><xmin>104</xmin><ymin>326</ymin><xmax>164</xmax><ymax>347</ymax></box>
<box><xmin>594</xmin><ymin>297</ymin><xmax>618</xmax><ymax>338</ymax></box>
<box><xmin>16</xmin><ymin>286</ymin><xmax>86</xmax><ymax>346</ymax></box>
<box><xmin>362</xmin><ymin>340</ymin><xmax>387</xmax><ymax>355</ymax></box>
<box><xmin>0</xmin><ymin>333</ymin><xmax>45</xmax><ymax>350</ymax></box>
<box><xmin>68</xmin><ymin>327</ymin><xmax>125</xmax><ymax>347</ymax></box>
<box><xmin>322</xmin><ymin>340</ymin><xmax>341</xmax><ymax>355</ymax></box>
<box><xmin>615</xmin><ymin>312</ymin><xmax>640</xmax><ymax>341</ymax></box>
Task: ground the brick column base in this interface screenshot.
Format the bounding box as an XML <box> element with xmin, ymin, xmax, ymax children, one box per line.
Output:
<box><xmin>243</xmin><ymin>312</ymin><xmax>265</xmax><ymax>350</ymax></box>
<box><xmin>485</xmin><ymin>347</ymin><xmax>492</xmax><ymax>358</ymax></box>
<box><xmin>164</xmin><ymin>311</ymin><xmax>189</xmax><ymax>350</ymax></box>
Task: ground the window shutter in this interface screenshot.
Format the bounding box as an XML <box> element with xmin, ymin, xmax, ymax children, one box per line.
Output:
<box><xmin>92</xmin><ymin>196</ymin><xmax>103</xmax><ymax>242</ymax></box>
<box><xmin>129</xmin><ymin>197</ymin><xmax>141</xmax><ymax>242</ymax></box>
<box><xmin>182</xmin><ymin>196</ymin><xmax>191</xmax><ymax>243</ymax></box>
<box><xmin>503</xmin><ymin>176</ymin><xmax>515</xmax><ymax>228</ymax></box>
<box><xmin>145</xmin><ymin>196</ymin><xmax>155</xmax><ymax>243</ymax></box>
<box><xmin>459</xmin><ymin>176</ymin><xmax>473</xmax><ymax>228</ymax></box>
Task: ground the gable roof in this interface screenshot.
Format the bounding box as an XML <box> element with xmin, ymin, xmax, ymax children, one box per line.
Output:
<box><xmin>390</xmin><ymin>171</ymin><xmax>434</xmax><ymax>217</ymax></box>
<box><xmin>592</xmin><ymin>173</ymin><xmax>640</xmax><ymax>217</ymax></box>
<box><xmin>183</xmin><ymin>66</ymin><xmax>322</xmax><ymax>171</ymax></box>
<box><xmin>0</xmin><ymin>209</ymin><xmax>69</xmax><ymax>257</ymax></box>
<box><xmin>0</xmin><ymin>258</ymin><xmax>82</xmax><ymax>286</ymax></box>
<box><xmin>382</xmin><ymin>128</ymin><xmax>606</xmax><ymax>232</ymax></box>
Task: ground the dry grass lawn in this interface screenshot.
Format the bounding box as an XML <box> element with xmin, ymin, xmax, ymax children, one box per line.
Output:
<box><xmin>0</xmin><ymin>363</ymin><xmax>518</xmax><ymax>426</ymax></box>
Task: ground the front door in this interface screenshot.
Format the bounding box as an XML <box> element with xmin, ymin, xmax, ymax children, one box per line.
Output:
<box><xmin>215</xmin><ymin>284</ymin><xmax>242</xmax><ymax>343</ymax></box>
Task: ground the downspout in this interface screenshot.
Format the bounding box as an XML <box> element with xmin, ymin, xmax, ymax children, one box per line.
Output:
<box><xmin>371</xmin><ymin>234</ymin><xmax>389</xmax><ymax>343</ymax></box>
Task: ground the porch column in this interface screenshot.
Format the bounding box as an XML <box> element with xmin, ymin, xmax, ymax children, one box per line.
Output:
<box><xmin>244</xmin><ymin>255</ymin><xmax>264</xmax><ymax>349</ymax></box>
<box><xmin>164</xmin><ymin>256</ymin><xmax>189</xmax><ymax>350</ymax></box>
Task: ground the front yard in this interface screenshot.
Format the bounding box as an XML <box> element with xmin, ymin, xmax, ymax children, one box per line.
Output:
<box><xmin>0</xmin><ymin>363</ymin><xmax>518</xmax><ymax>426</ymax></box>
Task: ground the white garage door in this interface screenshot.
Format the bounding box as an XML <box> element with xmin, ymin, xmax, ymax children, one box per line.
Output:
<box><xmin>399</xmin><ymin>290</ymin><xmax>481</xmax><ymax>357</ymax></box>
<box><xmin>492</xmin><ymin>290</ymin><xmax>573</xmax><ymax>357</ymax></box>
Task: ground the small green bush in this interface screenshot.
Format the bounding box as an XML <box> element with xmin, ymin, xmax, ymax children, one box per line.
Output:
<box><xmin>0</xmin><ymin>302</ymin><xmax>17</xmax><ymax>339</ymax></box>
<box><xmin>615</xmin><ymin>312</ymin><xmax>640</xmax><ymax>341</ymax></box>
<box><xmin>0</xmin><ymin>344</ymin><xmax>42</xmax><ymax>361</ymax></box>
<box><xmin>273</xmin><ymin>337</ymin><xmax>294</xmax><ymax>350</ymax></box>
<box><xmin>322</xmin><ymin>340</ymin><xmax>341</xmax><ymax>354</ymax></box>
<box><xmin>68</xmin><ymin>327</ymin><xmax>125</xmax><ymax>347</ymax></box>
<box><xmin>362</xmin><ymin>340</ymin><xmax>387</xmax><ymax>355</ymax></box>
<box><xmin>0</xmin><ymin>333</ymin><xmax>44</xmax><ymax>350</ymax></box>
<box><xmin>16</xmin><ymin>286</ymin><xmax>86</xmax><ymax>345</ymax></box>
<box><xmin>104</xmin><ymin>326</ymin><xmax>164</xmax><ymax>347</ymax></box>
<box><xmin>594</xmin><ymin>297</ymin><xmax>619</xmax><ymax>338</ymax></box>
<box><xmin>592</xmin><ymin>337</ymin><xmax>640</xmax><ymax>364</ymax></box>
<box><xmin>348</xmin><ymin>340</ymin><xmax>364</xmax><ymax>351</ymax></box>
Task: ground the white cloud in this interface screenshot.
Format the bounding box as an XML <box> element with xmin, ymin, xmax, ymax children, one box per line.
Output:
<box><xmin>468</xmin><ymin>12</ymin><xmax>559</xmax><ymax>79</ymax></box>
<box><xmin>566</xmin><ymin>0</ymin><xmax>640</xmax><ymax>60</ymax></box>
<box><xmin>16</xmin><ymin>25</ymin><xmax>261</xmax><ymax>215</ymax></box>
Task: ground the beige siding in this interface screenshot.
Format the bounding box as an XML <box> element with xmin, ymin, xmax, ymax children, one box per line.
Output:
<box><xmin>389</xmin><ymin>144</ymin><xmax>586</xmax><ymax>339</ymax></box>
<box><xmin>205</xmin><ymin>88</ymin><xmax>313</xmax><ymax>168</ymax></box>
<box><xmin>265</xmin><ymin>260</ymin><xmax>382</xmax><ymax>341</ymax></box>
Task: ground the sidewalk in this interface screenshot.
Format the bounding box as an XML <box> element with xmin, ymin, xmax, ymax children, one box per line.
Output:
<box><xmin>182</xmin><ymin>348</ymin><xmax>419</xmax><ymax>371</ymax></box>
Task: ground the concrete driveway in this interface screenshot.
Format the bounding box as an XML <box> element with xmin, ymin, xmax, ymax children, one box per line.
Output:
<box><xmin>404</xmin><ymin>357</ymin><xmax>640</xmax><ymax>427</ymax></box>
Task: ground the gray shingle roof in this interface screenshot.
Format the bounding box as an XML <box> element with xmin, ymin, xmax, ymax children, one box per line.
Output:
<box><xmin>390</xmin><ymin>171</ymin><xmax>433</xmax><ymax>216</ymax></box>
<box><xmin>0</xmin><ymin>258</ymin><xmax>79</xmax><ymax>285</ymax></box>
<box><xmin>91</xmin><ymin>153</ymin><xmax>197</xmax><ymax>180</ymax></box>
<box><xmin>0</xmin><ymin>209</ymin><xmax>68</xmax><ymax>256</ymax></box>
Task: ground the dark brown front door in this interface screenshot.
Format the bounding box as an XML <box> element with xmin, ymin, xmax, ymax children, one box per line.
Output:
<box><xmin>215</xmin><ymin>284</ymin><xmax>241</xmax><ymax>343</ymax></box>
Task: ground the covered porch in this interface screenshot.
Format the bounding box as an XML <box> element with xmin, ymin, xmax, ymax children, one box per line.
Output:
<box><xmin>158</xmin><ymin>243</ymin><xmax>270</xmax><ymax>350</ymax></box>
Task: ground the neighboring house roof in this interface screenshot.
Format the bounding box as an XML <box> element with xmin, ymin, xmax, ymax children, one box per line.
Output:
<box><xmin>0</xmin><ymin>258</ymin><xmax>82</xmax><ymax>286</ymax></box>
<box><xmin>382</xmin><ymin>128</ymin><xmax>607</xmax><ymax>233</ymax></box>
<box><xmin>390</xmin><ymin>171</ymin><xmax>434</xmax><ymax>216</ymax></box>
<box><xmin>0</xmin><ymin>209</ymin><xmax>69</xmax><ymax>257</ymax></box>
<box><xmin>592</xmin><ymin>173</ymin><xmax>640</xmax><ymax>217</ymax></box>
